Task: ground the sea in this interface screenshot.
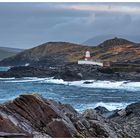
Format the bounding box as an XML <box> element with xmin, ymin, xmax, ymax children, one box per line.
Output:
<box><xmin>0</xmin><ymin>66</ymin><xmax>140</xmax><ymax>112</ymax></box>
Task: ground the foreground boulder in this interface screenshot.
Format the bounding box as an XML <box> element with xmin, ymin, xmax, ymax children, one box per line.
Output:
<box><xmin>0</xmin><ymin>94</ymin><xmax>140</xmax><ymax>138</ymax></box>
<box><xmin>110</xmin><ymin>102</ymin><xmax>140</xmax><ymax>137</ymax></box>
<box><xmin>0</xmin><ymin>94</ymin><xmax>78</xmax><ymax>137</ymax></box>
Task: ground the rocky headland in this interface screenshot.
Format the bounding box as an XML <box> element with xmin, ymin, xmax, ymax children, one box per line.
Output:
<box><xmin>0</xmin><ymin>63</ymin><xmax>140</xmax><ymax>81</ymax></box>
<box><xmin>1</xmin><ymin>38</ymin><xmax>140</xmax><ymax>67</ymax></box>
<box><xmin>0</xmin><ymin>93</ymin><xmax>140</xmax><ymax>138</ymax></box>
<box><xmin>0</xmin><ymin>38</ymin><xmax>140</xmax><ymax>81</ymax></box>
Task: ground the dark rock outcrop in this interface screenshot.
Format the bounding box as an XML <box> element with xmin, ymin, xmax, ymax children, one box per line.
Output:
<box><xmin>1</xmin><ymin>63</ymin><xmax>140</xmax><ymax>81</ymax></box>
<box><xmin>107</xmin><ymin>102</ymin><xmax>140</xmax><ymax>137</ymax></box>
<box><xmin>94</xmin><ymin>106</ymin><xmax>109</xmax><ymax>114</ymax></box>
<box><xmin>0</xmin><ymin>94</ymin><xmax>78</xmax><ymax>138</ymax></box>
<box><xmin>0</xmin><ymin>94</ymin><xmax>140</xmax><ymax>138</ymax></box>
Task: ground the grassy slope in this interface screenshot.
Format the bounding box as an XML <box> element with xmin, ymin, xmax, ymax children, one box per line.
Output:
<box><xmin>1</xmin><ymin>38</ymin><xmax>140</xmax><ymax>66</ymax></box>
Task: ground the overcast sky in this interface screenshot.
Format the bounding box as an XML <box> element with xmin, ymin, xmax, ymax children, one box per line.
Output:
<box><xmin>0</xmin><ymin>2</ymin><xmax>140</xmax><ymax>49</ymax></box>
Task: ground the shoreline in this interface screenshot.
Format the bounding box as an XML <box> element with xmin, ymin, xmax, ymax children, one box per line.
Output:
<box><xmin>1</xmin><ymin>63</ymin><xmax>140</xmax><ymax>82</ymax></box>
<box><xmin>0</xmin><ymin>93</ymin><xmax>139</xmax><ymax>138</ymax></box>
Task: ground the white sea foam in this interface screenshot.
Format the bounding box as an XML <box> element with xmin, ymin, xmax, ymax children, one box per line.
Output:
<box><xmin>93</xmin><ymin>102</ymin><xmax>130</xmax><ymax>111</ymax></box>
<box><xmin>25</xmin><ymin>63</ymin><xmax>30</xmax><ymax>66</ymax></box>
<box><xmin>0</xmin><ymin>77</ymin><xmax>15</xmax><ymax>80</ymax></box>
<box><xmin>2</xmin><ymin>77</ymin><xmax>140</xmax><ymax>91</ymax></box>
<box><xmin>42</xmin><ymin>78</ymin><xmax>140</xmax><ymax>91</ymax></box>
<box><xmin>77</xmin><ymin>102</ymin><xmax>131</xmax><ymax>112</ymax></box>
<box><xmin>67</xmin><ymin>80</ymin><xmax>124</xmax><ymax>89</ymax></box>
<box><xmin>43</xmin><ymin>78</ymin><xmax>67</xmax><ymax>85</ymax></box>
<box><xmin>4</xmin><ymin>79</ymin><xmax>42</xmax><ymax>83</ymax></box>
<box><xmin>3</xmin><ymin>77</ymin><xmax>49</xmax><ymax>83</ymax></box>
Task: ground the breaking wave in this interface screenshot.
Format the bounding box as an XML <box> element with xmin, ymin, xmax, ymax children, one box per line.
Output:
<box><xmin>77</xmin><ymin>102</ymin><xmax>131</xmax><ymax>112</ymax></box>
<box><xmin>1</xmin><ymin>77</ymin><xmax>140</xmax><ymax>91</ymax></box>
<box><xmin>0</xmin><ymin>77</ymin><xmax>137</xmax><ymax>111</ymax></box>
<box><xmin>41</xmin><ymin>78</ymin><xmax>140</xmax><ymax>91</ymax></box>
<box><xmin>0</xmin><ymin>77</ymin><xmax>15</xmax><ymax>80</ymax></box>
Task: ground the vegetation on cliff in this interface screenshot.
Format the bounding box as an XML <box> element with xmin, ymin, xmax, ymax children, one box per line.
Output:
<box><xmin>0</xmin><ymin>38</ymin><xmax>140</xmax><ymax>67</ymax></box>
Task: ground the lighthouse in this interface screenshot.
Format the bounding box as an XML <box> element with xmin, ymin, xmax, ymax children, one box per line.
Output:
<box><xmin>85</xmin><ymin>51</ymin><xmax>91</xmax><ymax>61</ymax></box>
<box><xmin>78</xmin><ymin>50</ymin><xmax>104</xmax><ymax>66</ymax></box>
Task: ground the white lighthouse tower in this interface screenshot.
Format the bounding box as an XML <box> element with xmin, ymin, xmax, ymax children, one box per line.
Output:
<box><xmin>78</xmin><ymin>50</ymin><xmax>103</xmax><ymax>66</ymax></box>
<box><xmin>85</xmin><ymin>51</ymin><xmax>91</xmax><ymax>61</ymax></box>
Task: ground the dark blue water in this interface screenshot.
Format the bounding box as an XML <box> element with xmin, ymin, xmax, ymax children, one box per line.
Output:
<box><xmin>0</xmin><ymin>76</ymin><xmax>140</xmax><ymax>111</ymax></box>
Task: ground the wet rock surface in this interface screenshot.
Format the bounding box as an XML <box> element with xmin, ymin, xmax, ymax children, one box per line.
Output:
<box><xmin>0</xmin><ymin>63</ymin><xmax>140</xmax><ymax>81</ymax></box>
<box><xmin>0</xmin><ymin>94</ymin><xmax>140</xmax><ymax>138</ymax></box>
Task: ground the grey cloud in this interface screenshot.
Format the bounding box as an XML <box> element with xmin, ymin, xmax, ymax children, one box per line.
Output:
<box><xmin>0</xmin><ymin>3</ymin><xmax>140</xmax><ymax>49</ymax></box>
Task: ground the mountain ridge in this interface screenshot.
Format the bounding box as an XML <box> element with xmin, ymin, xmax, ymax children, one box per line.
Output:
<box><xmin>83</xmin><ymin>35</ymin><xmax>140</xmax><ymax>46</ymax></box>
<box><xmin>99</xmin><ymin>37</ymin><xmax>134</xmax><ymax>47</ymax></box>
<box><xmin>0</xmin><ymin>38</ymin><xmax>140</xmax><ymax>67</ymax></box>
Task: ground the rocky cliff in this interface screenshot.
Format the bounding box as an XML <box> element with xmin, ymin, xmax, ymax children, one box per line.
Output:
<box><xmin>0</xmin><ymin>94</ymin><xmax>140</xmax><ymax>138</ymax></box>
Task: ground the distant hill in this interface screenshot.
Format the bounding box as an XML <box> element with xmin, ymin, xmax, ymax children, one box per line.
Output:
<box><xmin>0</xmin><ymin>38</ymin><xmax>140</xmax><ymax>67</ymax></box>
<box><xmin>0</xmin><ymin>42</ymin><xmax>90</xmax><ymax>67</ymax></box>
<box><xmin>83</xmin><ymin>35</ymin><xmax>140</xmax><ymax>46</ymax></box>
<box><xmin>99</xmin><ymin>37</ymin><xmax>134</xmax><ymax>47</ymax></box>
<box><xmin>0</xmin><ymin>47</ymin><xmax>23</xmax><ymax>60</ymax></box>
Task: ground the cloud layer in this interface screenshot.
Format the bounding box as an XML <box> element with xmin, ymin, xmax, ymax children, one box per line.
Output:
<box><xmin>0</xmin><ymin>3</ymin><xmax>140</xmax><ymax>48</ymax></box>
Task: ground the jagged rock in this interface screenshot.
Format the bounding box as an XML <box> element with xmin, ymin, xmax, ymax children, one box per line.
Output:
<box><xmin>125</xmin><ymin>102</ymin><xmax>140</xmax><ymax>115</ymax></box>
<box><xmin>94</xmin><ymin>106</ymin><xmax>109</xmax><ymax>114</ymax></box>
<box><xmin>88</xmin><ymin>120</ymin><xmax>118</xmax><ymax>137</ymax></box>
<box><xmin>117</xmin><ymin>109</ymin><xmax>126</xmax><ymax>116</ymax></box>
<box><xmin>103</xmin><ymin>110</ymin><xmax>121</xmax><ymax>119</ymax></box>
<box><xmin>82</xmin><ymin>109</ymin><xmax>104</xmax><ymax>121</ymax></box>
<box><xmin>110</xmin><ymin>102</ymin><xmax>140</xmax><ymax>137</ymax></box>
<box><xmin>0</xmin><ymin>94</ymin><xmax>140</xmax><ymax>138</ymax></box>
<box><xmin>0</xmin><ymin>94</ymin><xmax>79</xmax><ymax>138</ymax></box>
<box><xmin>75</xmin><ymin>120</ymin><xmax>86</xmax><ymax>131</ymax></box>
<box><xmin>81</xmin><ymin>119</ymin><xmax>91</xmax><ymax>129</ymax></box>
<box><xmin>84</xmin><ymin>81</ymin><xmax>93</xmax><ymax>84</ymax></box>
<box><xmin>47</xmin><ymin>119</ymin><xmax>75</xmax><ymax>137</ymax></box>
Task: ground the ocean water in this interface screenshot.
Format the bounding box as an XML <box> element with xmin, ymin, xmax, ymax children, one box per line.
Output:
<box><xmin>0</xmin><ymin>66</ymin><xmax>10</xmax><ymax>71</ymax></box>
<box><xmin>0</xmin><ymin>67</ymin><xmax>140</xmax><ymax>112</ymax></box>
